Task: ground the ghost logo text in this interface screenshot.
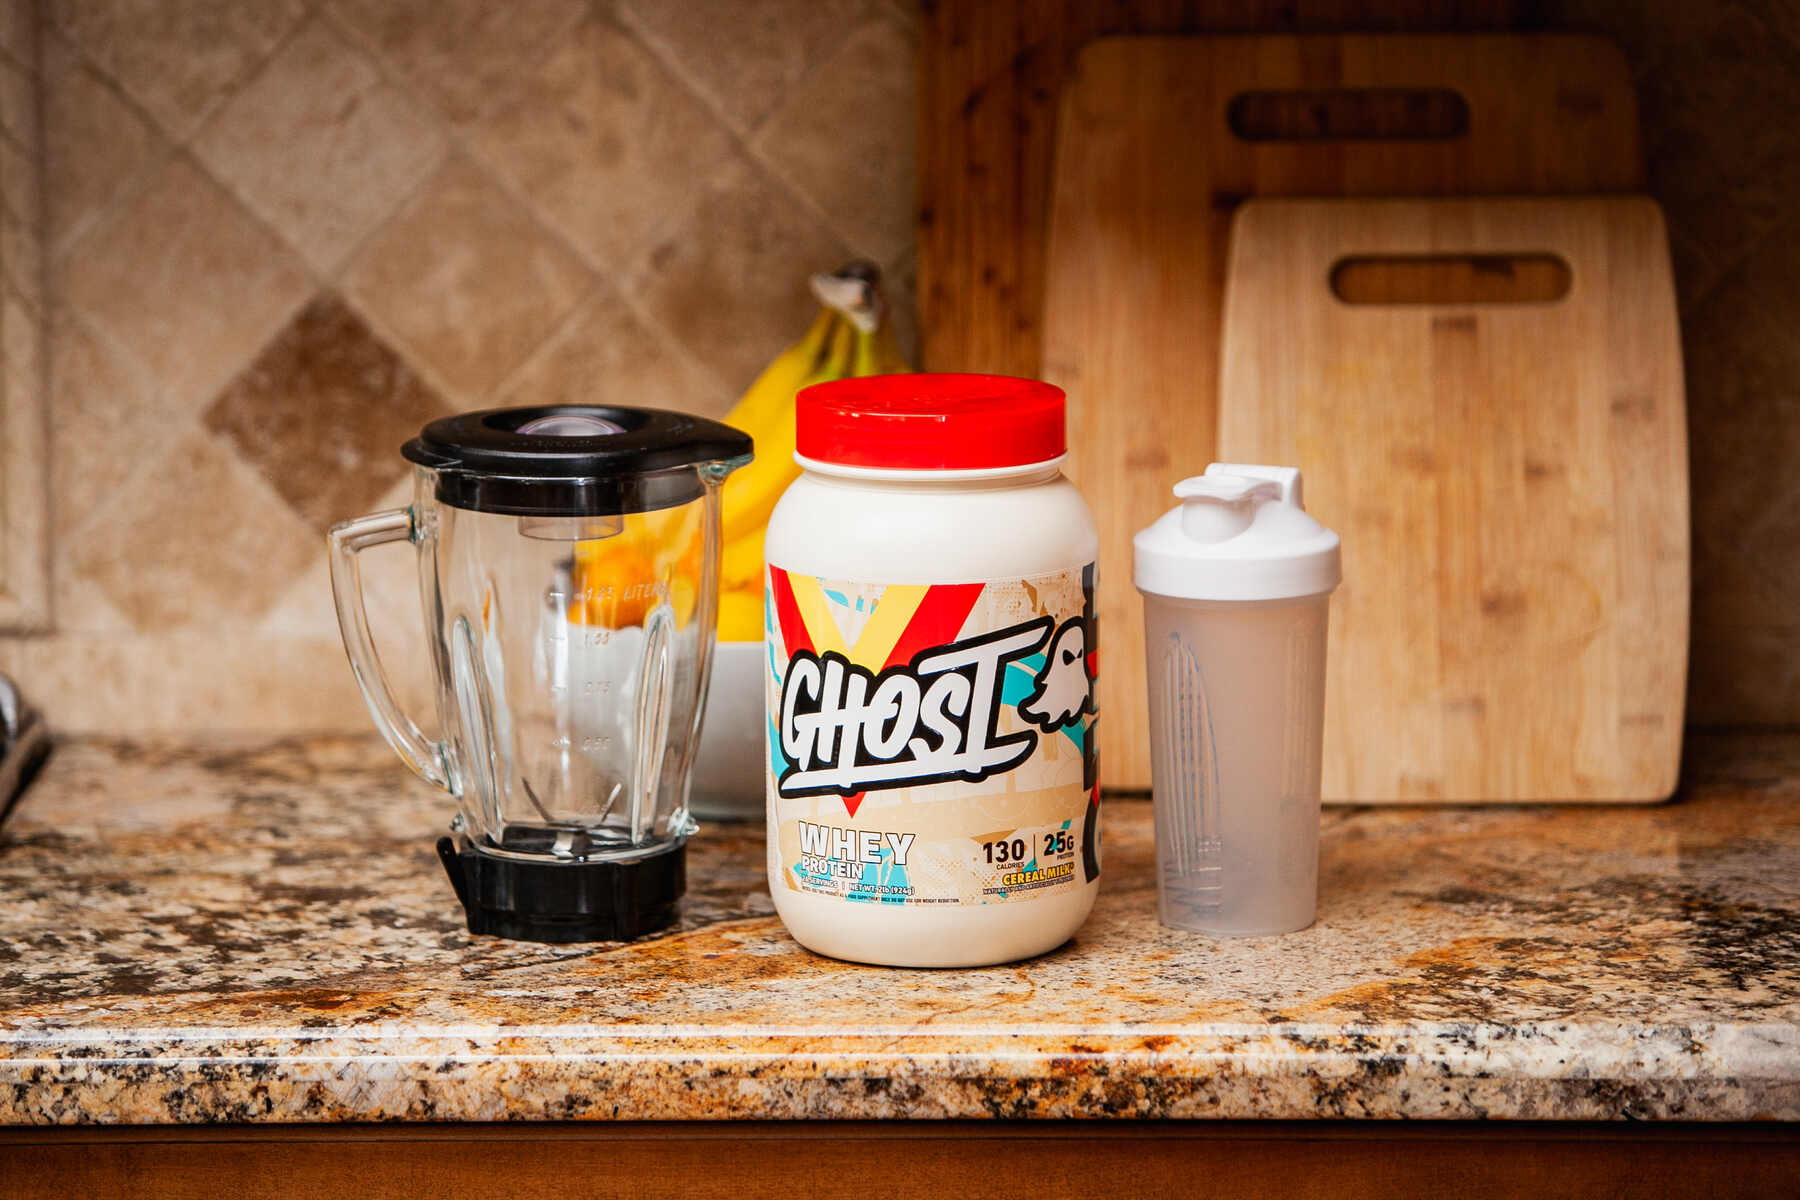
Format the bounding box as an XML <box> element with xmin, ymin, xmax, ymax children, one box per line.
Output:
<box><xmin>777</xmin><ymin>617</ymin><xmax>1054</xmax><ymax>799</ymax></box>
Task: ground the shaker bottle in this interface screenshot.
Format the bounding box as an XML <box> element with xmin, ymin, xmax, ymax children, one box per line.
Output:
<box><xmin>1133</xmin><ymin>464</ymin><xmax>1341</xmax><ymax>936</ymax></box>
<box><xmin>330</xmin><ymin>405</ymin><xmax>750</xmax><ymax>942</ymax></box>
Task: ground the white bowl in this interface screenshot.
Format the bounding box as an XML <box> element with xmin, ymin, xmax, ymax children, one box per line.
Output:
<box><xmin>689</xmin><ymin>640</ymin><xmax>766</xmax><ymax>820</ymax></box>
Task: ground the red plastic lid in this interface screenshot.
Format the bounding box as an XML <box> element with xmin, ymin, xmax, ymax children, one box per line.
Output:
<box><xmin>796</xmin><ymin>373</ymin><xmax>1066</xmax><ymax>470</ymax></box>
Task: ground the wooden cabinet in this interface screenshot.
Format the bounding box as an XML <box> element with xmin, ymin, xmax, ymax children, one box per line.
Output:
<box><xmin>6</xmin><ymin>1121</ymin><xmax>1797</xmax><ymax>1199</ymax></box>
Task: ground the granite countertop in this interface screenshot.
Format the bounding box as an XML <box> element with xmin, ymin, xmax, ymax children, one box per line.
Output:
<box><xmin>1</xmin><ymin>734</ymin><xmax>1797</xmax><ymax>1126</ymax></box>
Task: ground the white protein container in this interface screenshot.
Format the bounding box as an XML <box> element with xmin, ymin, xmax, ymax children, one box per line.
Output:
<box><xmin>1134</xmin><ymin>464</ymin><xmax>1341</xmax><ymax>936</ymax></box>
<box><xmin>763</xmin><ymin>374</ymin><xmax>1100</xmax><ymax>967</ymax></box>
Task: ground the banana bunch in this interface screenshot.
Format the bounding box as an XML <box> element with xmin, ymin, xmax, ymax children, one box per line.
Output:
<box><xmin>715</xmin><ymin>263</ymin><xmax>910</xmax><ymax>641</ymax></box>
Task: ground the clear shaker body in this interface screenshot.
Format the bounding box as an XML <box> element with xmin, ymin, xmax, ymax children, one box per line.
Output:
<box><xmin>414</xmin><ymin>464</ymin><xmax>723</xmax><ymax>863</ymax></box>
<box><xmin>1143</xmin><ymin>592</ymin><xmax>1329</xmax><ymax>935</ymax></box>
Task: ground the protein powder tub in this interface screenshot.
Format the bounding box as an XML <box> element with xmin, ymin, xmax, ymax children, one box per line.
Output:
<box><xmin>762</xmin><ymin>373</ymin><xmax>1101</xmax><ymax>967</ymax></box>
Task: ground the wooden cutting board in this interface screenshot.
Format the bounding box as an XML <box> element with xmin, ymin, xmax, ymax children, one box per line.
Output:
<box><xmin>1218</xmin><ymin>197</ymin><xmax>1688</xmax><ymax>803</ymax></box>
<box><xmin>1041</xmin><ymin>34</ymin><xmax>1644</xmax><ymax>789</ymax></box>
<box><xmin>916</xmin><ymin>3</ymin><xmax>1529</xmax><ymax>380</ymax></box>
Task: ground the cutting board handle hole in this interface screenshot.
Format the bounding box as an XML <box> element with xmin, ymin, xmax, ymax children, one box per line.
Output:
<box><xmin>1227</xmin><ymin>88</ymin><xmax>1469</xmax><ymax>141</ymax></box>
<box><xmin>1330</xmin><ymin>255</ymin><xmax>1573</xmax><ymax>305</ymax></box>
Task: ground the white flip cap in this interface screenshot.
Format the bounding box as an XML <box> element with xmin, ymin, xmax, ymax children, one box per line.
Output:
<box><xmin>1133</xmin><ymin>463</ymin><xmax>1341</xmax><ymax>602</ymax></box>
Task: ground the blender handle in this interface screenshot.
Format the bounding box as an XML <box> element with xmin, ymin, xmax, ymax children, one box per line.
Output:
<box><xmin>328</xmin><ymin>508</ymin><xmax>450</xmax><ymax>791</ymax></box>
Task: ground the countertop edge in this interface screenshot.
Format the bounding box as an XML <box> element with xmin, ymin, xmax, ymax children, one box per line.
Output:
<box><xmin>4</xmin><ymin>1020</ymin><xmax>1798</xmax><ymax>1125</ymax></box>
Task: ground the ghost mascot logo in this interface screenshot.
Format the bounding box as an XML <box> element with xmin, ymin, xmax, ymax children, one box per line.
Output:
<box><xmin>777</xmin><ymin>614</ymin><xmax>1092</xmax><ymax>800</ymax></box>
<box><xmin>1018</xmin><ymin>617</ymin><xmax>1093</xmax><ymax>732</ymax></box>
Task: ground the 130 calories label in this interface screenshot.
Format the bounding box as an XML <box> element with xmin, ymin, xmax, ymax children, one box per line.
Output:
<box><xmin>765</xmin><ymin>564</ymin><xmax>1100</xmax><ymax>908</ymax></box>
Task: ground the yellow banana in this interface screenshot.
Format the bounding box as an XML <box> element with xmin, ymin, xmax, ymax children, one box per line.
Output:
<box><xmin>717</xmin><ymin>588</ymin><xmax>764</xmax><ymax>642</ymax></box>
<box><xmin>714</xmin><ymin>263</ymin><xmax>913</xmax><ymax>640</ymax></box>
<box><xmin>857</xmin><ymin>319</ymin><xmax>910</xmax><ymax>376</ymax></box>
<box><xmin>719</xmin><ymin>523</ymin><xmax>766</xmax><ymax>593</ymax></box>
<box><xmin>851</xmin><ymin>324</ymin><xmax>878</xmax><ymax>378</ymax></box>
<box><xmin>720</xmin><ymin>315</ymin><xmax>854</xmax><ymax>539</ymax></box>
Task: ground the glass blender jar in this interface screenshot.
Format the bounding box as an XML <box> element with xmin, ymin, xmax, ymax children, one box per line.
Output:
<box><xmin>329</xmin><ymin>406</ymin><xmax>751</xmax><ymax>942</ymax></box>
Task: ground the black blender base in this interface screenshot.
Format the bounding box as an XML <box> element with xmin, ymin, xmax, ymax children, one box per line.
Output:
<box><xmin>436</xmin><ymin>837</ymin><xmax>685</xmax><ymax>943</ymax></box>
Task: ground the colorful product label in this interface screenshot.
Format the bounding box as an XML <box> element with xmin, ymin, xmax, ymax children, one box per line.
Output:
<box><xmin>765</xmin><ymin>564</ymin><xmax>1099</xmax><ymax>907</ymax></box>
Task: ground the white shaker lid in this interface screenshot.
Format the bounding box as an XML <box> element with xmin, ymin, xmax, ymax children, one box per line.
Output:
<box><xmin>1133</xmin><ymin>463</ymin><xmax>1341</xmax><ymax>602</ymax></box>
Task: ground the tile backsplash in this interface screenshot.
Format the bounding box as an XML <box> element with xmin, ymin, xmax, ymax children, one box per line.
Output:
<box><xmin>1</xmin><ymin>0</ymin><xmax>917</xmax><ymax>733</ymax></box>
<box><xmin>1</xmin><ymin>0</ymin><xmax>46</xmax><ymax>635</ymax></box>
<box><xmin>1</xmin><ymin>0</ymin><xmax>1795</xmax><ymax>736</ymax></box>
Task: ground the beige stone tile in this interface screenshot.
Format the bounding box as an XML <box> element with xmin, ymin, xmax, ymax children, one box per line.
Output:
<box><xmin>1644</xmin><ymin>116</ymin><xmax>1728</xmax><ymax>309</ymax></box>
<box><xmin>45</xmin><ymin>320</ymin><xmax>137</xmax><ymax>639</ymax></box>
<box><xmin>261</xmin><ymin>553</ymin><xmax>347</xmax><ymax>638</ymax></box>
<box><xmin>2</xmin><ymin>288</ymin><xmax>39</xmax><ymax>395</ymax></box>
<box><xmin>0</xmin><ymin>199</ymin><xmax>41</xmax><ymax>312</ymax></box>
<box><xmin>263</xmin><ymin>515</ymin><xmax>437</xmax><ymax>728</ymax></box>
<box><xmin>47</xmin><ymin>0</ymin><xmax>306</xmax><ymax>140</ymax></box>
<box><xmin>882</xmin><ymin>0</ymin><xmax>920</xmax><ymax>33</ymax></box>
<box><xmin>50</xmin><ymin>555</ymin><xmax>132</xmax><ymax>633</ymax></box>
<box><xmin>1744</xmin><ymin>0</ymin><xmax>1800</xmax><ymax>50</ymax></box>
<box><xmin>1720</xmin><ymin>164</ymin><xmax>1800</xmax><ymax>316</ymax></box>
<box><xmin>2</xmin><ymin>296</ymin><xmax>24</xmax><ymax>382</ymax></box>
<box><xmin>469</xmin><ymin>15</ymin><xmax>734</xmax><ymax>271</ymax></box>
<box><xmin>262</xmin><ymin>476</ymin><xmax>410</xmax><ymax>639</ymax></box>
<box><xmin>41</xmin><ymin>31</ymin><xmax>163</xmax><ymax>254</ymax></box>
<box><xmin>281</xmin><ymin>473</ymin><xmax>438</xmax><ymax>733</ymax></box>
<box><xmin>0</xmin><ymin>0</ymin><xmax>34</xmax><ymax>67</ymax></box>
<box><xmin>193</xmin><ymin>17</ymin><xmax>446</xmax><ymax>274</ymax></box>
<box><xmin>203</xmin><ymin>293</ymin><xmax>449</xmax><ymax>534</ymax></box>
<box><xmin>0</xmin><ymin>632</ymin><xmax>380</xmax><ymax>733</ymax></box>
<box><xmin>1680</xmin><ymin>219</ymin><xmax>1800</xmax><ymax>726</ymax></box>
<box><xmin>342</xmin><ymin>155</ymin><xmax>592</xmax><ymax>399</ymax></box>
<box><xmin>1647</xmin><ymin>99</ymin><xmax>1800</xmax><ymax>311</ymax></box>
<box><xmin>882</xmin><ymin>248</ymin><xmax>920</xmax><ymax>370</ymax></box>
<box><xmin>0</xmin><ymin>296</ymin><xmax>34</xmax><ymax>409</ymax></box>
<box><xmin>1688</xmin><ymin>533</ymin><xmax>1800</xmax><ymax>726</ymax></box>
<box><xmin>66</xmin><ymin>428</ymin><xmax>317</xmax><ymax>631</ymax></box>
<box><xmin>1749</xmin><ymin>488</ymin><xmax>1800</xmax><ymax>612</ymax></box>
<box><xmin>59</xmin><ymin>156</ymin><xmax>311</xmax><ymax>409</ymax></box>
<box><xmin>631</xmin><ymin>158</ymin><xmax>852</xmax><ymax>390</ymax></box>
<box><xmin>1682</xmin><ymin>241</ymin><xmax>1800</xmax><ymax>568</ymax></box>
<box><xmin>47</xmin><ymin>307</ymin><xmax>161</xmax><ymax>539</ymax></box>
<box><xmin>1654</xmin><ymin>3</ymin><xmax>1796</xmax><ymax>137</ymax></box>
<box><xmin>752</xmin><ymin>14</ymin><xmax>916</xmax><ymax>265</ymax></box>
<box><xmin>1639</xmin><ymin>7</ymin><xmax>1800</xmax><ymax>301</ymax></box>
<box><xmin>619</xmin><ymin>0</ymin><xmax>863</xmax><ymax>134</ymax></box>
<box><xmin>498</xmin><ymin>284</ymin><xmax>731</xmax><ymax>419</ymax></box>
<box><xmin>0</xmin><ymin>53</ymin><xmax>36</xmax><ymax>152</ymax></box>
<box><xmin>326</xmin><ymin>0</ymin><xmax>585</xmax><ymax>126</ymax></box>
<box><xmin>0</xmin><ymin>129</ymin><xmax>35</xmax><ymax>236</ymax></box>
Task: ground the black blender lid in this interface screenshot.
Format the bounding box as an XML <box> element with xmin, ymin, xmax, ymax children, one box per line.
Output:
<box><xmin>403</xmin><ymin>405</ymin><xmax>752</xmax><ymax>517</ymax></box>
